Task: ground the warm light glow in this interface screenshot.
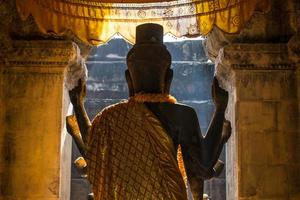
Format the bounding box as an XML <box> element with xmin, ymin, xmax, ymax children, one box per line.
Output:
<box><xmin>16</xmin><ymin>0</ymin><xmax>270</xmax><ymax>45</ymax></box>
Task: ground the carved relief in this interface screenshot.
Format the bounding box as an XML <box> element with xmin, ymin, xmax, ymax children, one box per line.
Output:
<box><xmin>288</xmin><ymin>36</ymin><xmax>300</xmax><ymax>63</ymax></box>
<box><xmin>1</xmin><ymin>40</ymin><xmax>77</xmax><ymax>67</ymax></box>
<box><xmin>214</xmin><ymin>43</ymin><xmax>296</xmax><ymax>96</ymax></box>
<box><xmin>220</xmin><ymin>44</ymin><xmax>294</xmax><ymax>69</ymax></box>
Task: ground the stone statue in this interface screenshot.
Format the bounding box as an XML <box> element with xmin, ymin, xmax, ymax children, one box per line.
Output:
<box><xmin>67</xmin><ymin>23</ymin><xmax>231</xmax><ymax>200</ymax></box>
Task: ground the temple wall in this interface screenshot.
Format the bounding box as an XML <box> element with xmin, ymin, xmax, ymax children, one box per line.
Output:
<box><xmin>0</xmin><ymin>40</ymin><xmax>75</xmax><ymax>199</ymax></box>
<box><xmin>216</xmin><ymin>43</ymin><xmax>300</xmax><ymax>200</ymax></box>
<box><xmin>60</xmin><ymin>86</ymin><xmax>73</xmax><ymax>200</ymax></box>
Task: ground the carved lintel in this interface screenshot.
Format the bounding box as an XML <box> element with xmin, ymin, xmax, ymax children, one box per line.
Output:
<box><xmin>288</xmin><ymin>36</ymin><xmax>300</xmax><ymax>63</ymax></box>
<box><xmin>218</xmin><ymin>43</ymin><xmax>294</xmax><ymax>69</ymax></box>
<box><xmin>0</xmin><ymin>40</ymin><xmax>78</xmax><ymax>68</ymax></box>
<box><xmin>232</xmin><ymin>63</ymin><xmax>296</xmax><ymax>70</ymax></box>
<box><xmin>214</xmin><ymin>43</ymin><xmax>296</xmax><ymax>92</ymax></box>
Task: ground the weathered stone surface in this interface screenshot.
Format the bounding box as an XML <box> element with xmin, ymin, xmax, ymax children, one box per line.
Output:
<box><xmin>204</xmin><ymin>177</ymin><xmax>226</xmax><ymax>200</ymax></box>
<box><xmin>70</xmin><ymin>178</ymin><xmax>91</xmax><ymax>200</ymax></box>
<box><xmin>259</xmin><ymin>166</ymin><xmax>289</xmax><ymax>198</ymax></box>
<box><xmin>0</xmin><ymin>40</ymin><xmax>76</xmax><ymax>199</ymax></box>
<box><xmin>277</xmin><ymin>100</ymin><xmax>299</xmax><ymax>132</ymax></box>
<box><xmin>237</xmin><ymin>101</ymin><xmax>278</xmax><ymax>133</ymax></box>
<box><xmin>215</xmin><ymin>42</ymin><xmax>300</xmax><ymax>200</ymax></box>
<box><xmin>235</xmin><ymin>71</ymin><xmax>297</xmax><ymax>101</ymax></box>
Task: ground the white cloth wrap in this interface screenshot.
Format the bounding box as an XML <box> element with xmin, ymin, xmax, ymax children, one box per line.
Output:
<box><xmin>65</xmin><ymin>49</ymin><xmax>88</xmax><ymax>90</ymax></box>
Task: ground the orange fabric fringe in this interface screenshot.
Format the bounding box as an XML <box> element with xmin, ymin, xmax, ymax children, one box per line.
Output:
<box><xmin>177</xmin><ymin>145</ymin><xmax>188</xmax><ymax>186</ymax></box>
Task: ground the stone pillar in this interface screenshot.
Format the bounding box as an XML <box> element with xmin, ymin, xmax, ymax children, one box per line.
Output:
<box><xmin>0</xmin><ymin>40</ymin><xmax>76</xmax><ymax>199</ymax></box>
<box><xmin>215</xmin><ymin>43</ymin><xmax>300</xmax><ymax>200</ymax></box>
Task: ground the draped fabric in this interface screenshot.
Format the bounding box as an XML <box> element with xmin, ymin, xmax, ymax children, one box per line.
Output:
<box><xmin>16</xmin><ymin>0</ymin><xmax>269</xmax><ymax>45</ymax></box>
<box><xmin>86</xmin><ymin>100</ymin><xmax>187</xmax><ymax>199</ymax></box>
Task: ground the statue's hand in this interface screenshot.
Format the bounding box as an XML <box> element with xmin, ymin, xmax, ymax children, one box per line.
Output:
<box><xmin>222</xmin><ymin>120</ymin><xmax>232</xmax><ymax>142</ymax></box>
<box><xmin>69</xmin><ymin>79</ymin><xmax>86</xmax><ymax>106</ymax></box>
<box><xmin>212</xmin><ymin>77</ymin><xmax>228</xmax><ymax>112</ymax></box>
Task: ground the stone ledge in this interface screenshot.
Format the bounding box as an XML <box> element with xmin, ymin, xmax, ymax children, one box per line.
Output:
<box><xmin>215</xmin><ymin>43</ymin><xmax>297</xmax><ymax>92</ymax></box>
<box><xmin>232</xmin><ymin>63</ymin><xmax>296</xmax><ymax>70</ymax></box>
<box><xmin>0</xmin><ymin>40</ymin><xmax>77</xmax><ymax>67</ymax></box>
<box><xmin>218</xmin><ymin>43</ymin><xmax>295</xmax><ymax>70</ymax></box>
<box><xmin>288</xmin><ymin>36</ymin><xmax>300</xmax><ymax>63</ymax></box>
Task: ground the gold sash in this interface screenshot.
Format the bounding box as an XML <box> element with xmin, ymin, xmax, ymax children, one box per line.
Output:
<box><xmin>86</xmin><ymin>100</ymin><xmax>187</xmax><ymax>200</ymax></box>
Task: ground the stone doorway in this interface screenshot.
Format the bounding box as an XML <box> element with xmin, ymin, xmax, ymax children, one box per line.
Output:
<box><xmin>70</xmin><ymin>36</ymin><xmax>227</xmax><ymax>200</ymax></box>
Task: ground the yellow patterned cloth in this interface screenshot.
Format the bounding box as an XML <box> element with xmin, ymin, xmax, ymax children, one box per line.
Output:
<box><xmin>16</xmin><ymin>0</ymin><xmax>270</xmax><ymax>45</ymax></box>
<box><xmin>86</xmin><ymin>100</ymin><xmax>187</xmax><ymax>200</ymax></box>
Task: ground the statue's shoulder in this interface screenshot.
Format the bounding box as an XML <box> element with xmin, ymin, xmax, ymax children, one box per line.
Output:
<box><xmin>165</xmin><ymin>102</ymin><xmax>197</xmax><ymax>114</ymax></box>
<box><xmin>153</xmin><ymin>102</ymin><xmax>198</xmax><ymax>122</ymax></box>
<box><xmin>103</xmin><ymin>100</ymin><xmax>129</xmax><ymax>112</ymax></box>
<box><xmin>92</xmin><ymin>100</ymin><xmax>129</xmax><ymax>122</ymax></box>
<box><xmin>176</xmin><ymin>103</ymin><xmax>199</xmax><ymax>119</ymax></box>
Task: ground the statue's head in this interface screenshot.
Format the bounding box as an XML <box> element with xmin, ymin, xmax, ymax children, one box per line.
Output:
<box><xmin>126</xmin><ymin>23</ymin><xmax>173</xmax><ymax>96</ymax></box>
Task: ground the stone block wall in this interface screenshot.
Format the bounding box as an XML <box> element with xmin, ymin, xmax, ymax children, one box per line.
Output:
<box><xmin>216</xmin><ymin>43</ymin><xmax>300</xmax><ymax>200</ymax></box>
<box><xmin>236</xmin><ymin>70</ymin><xmax>299</xmax><ymax>199</ymax></box>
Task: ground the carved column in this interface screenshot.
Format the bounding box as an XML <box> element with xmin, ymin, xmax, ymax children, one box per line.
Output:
<box><xmin>0</xmin><ymin>40</ymin><xmax>76</xmax><ymax>199</ymax></box>
<box><xmin>215</xmin><ymin>43</ymin><xmax>300</xmax><ymax>200</ymax></box>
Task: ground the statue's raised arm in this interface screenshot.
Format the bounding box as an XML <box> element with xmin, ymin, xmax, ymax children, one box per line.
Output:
<box><xmin>66</xmin><ymin>79</ymin><xmax>91</xmax><ymax>156</ymax></box>
<box><xmin>202</xmin><ymin>77</ymin><xmax>231</xmax><ymax>170</ymax></box>
<box><xmin>66</xmin><ymin>23</ymin><xmax>231</xmax><ymax>200</ymax></box>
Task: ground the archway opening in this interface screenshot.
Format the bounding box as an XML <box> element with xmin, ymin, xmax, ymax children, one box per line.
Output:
<box><xmin>70</xmin><ymin>34</ymin><xmax>226</xmax><ymax>200</ymax></box>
